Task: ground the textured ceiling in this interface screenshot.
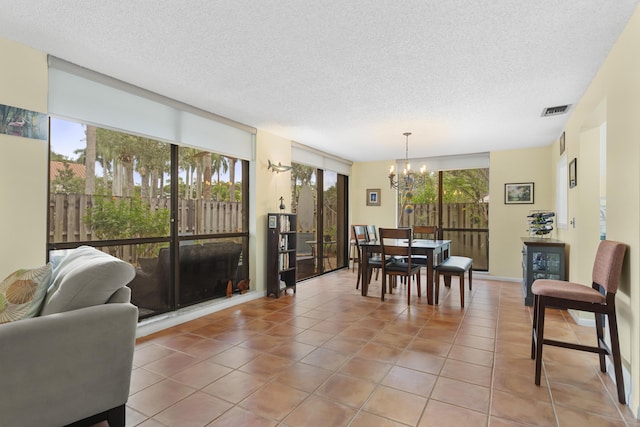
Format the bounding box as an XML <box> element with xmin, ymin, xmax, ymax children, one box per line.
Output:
<box><xmin>1</xmin><ymin>1</ymin><xmax>638</xmax><ymax>162</ymax></box>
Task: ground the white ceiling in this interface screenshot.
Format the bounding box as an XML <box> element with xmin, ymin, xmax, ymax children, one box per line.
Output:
<box><xmin>1</xmin><ymin>1</ymin><xmax>638</xmax><ymax>162</ymax></box>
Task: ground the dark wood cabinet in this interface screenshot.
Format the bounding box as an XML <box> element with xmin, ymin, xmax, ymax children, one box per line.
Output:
<box><xmin>521</xmin><ymin>238</ymin><xmax>565</xmax><ymax>306</ymax></box>
<box><xmin>267</xmin><ymin>213</ymin><xmax>297</xmax><ymax>298</ymax></box>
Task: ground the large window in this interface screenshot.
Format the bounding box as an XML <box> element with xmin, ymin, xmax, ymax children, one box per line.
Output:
<box><xmin>398</xmin><ymin>168</ymin><xmax>489</xmax><ymax>270</ymax></box>
<box><xmin>49</xmin><ymin>118</ymin><xmax>249</xmax><ymax>319</ymax></box>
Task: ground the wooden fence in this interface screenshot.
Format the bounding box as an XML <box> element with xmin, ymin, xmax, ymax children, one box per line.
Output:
<box><xmin>400</xmin><ymin>202</ymin><xmax>489</xmax><ymax>270</ymax></box>
<box><xmin>49</xmin><ymin>194</ymin><xmax>244</xmax><ymax>243</ymax></box>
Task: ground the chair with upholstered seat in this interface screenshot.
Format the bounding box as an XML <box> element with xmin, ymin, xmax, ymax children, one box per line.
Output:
<box><xmin>434</xmin><ymin>256</ymin><xmax>472</xmax><ymax>307</ymax></box>
<box><xmin>353</xmin><ymin>225</ymin><xmax>382</xmax><ymax>290</ymax></box>
<box><xmin>379</xmin><ymin>227</ymin><xmax>422</xmax><ymax>305</ymax></box>
<box><xmin>530</xmin><ymin>240</ymin><xmax>627</xmax><ymax>404</ymax></box>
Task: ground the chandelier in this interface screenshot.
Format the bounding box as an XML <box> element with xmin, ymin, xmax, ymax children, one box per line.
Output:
<box><xmin>388</xmin><ymin>132</ymin><xmax>427</xmax><ymax>214</ymax></box>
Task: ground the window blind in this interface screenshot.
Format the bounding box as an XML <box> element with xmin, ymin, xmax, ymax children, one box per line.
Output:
<box><xmin>291</xmin><ymin>141</ymin><xmax>352</xmax><ymax>175</ymax></box>
<box><xmin>48</xmin><ymin>56</ymin><xmax>255</xmax><ymax>160</ymax></box>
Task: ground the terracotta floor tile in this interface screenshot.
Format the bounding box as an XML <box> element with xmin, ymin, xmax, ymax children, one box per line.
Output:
<box><xmin>356</xmin><ymin>342</ymin><xmax>403</xmax><ymax>364</ymax></box>
<box><xmin>170</xmin><ymin>360</ymin><xmax>233</xmax><ymax>389</ymax></box>
<box><xmin>205</xmin><ymin>406</ymin><xmax>276</xmax><ymax>426</ymax></box>
<box><xmin>129</xmin><ymin>367</ymin><xmax>164</xmax><ymax>395</ymax></box>
<box><xmin>363</xmin><ymin>385</ymin><xmax>428</xmax><ymax>426</ymax></box>
<box><xmin>127</xmin><ymin>379</ymin><xmax>195</xmax><ymax>417</ymax></box>
<box><xmin>206</xmin><ymin>345</ymin><xmax>260</xmax><ymax>369</ymax></box>
<box><xmin>349</xmin><ymin>411</ymin><xmax>408</xmax><ymax>427</ymax></box>
<box><xmin>181</xmin><ymin>337</ymin><xmax>233</xmax><ymax>359</ymax></box>
<box><xmin>321</xmin><ymin>335</ymin><xmax>369</xmax><ymax>355</ymax></box>
<box><xmin>238</xmin><ymin>381</ymin><xmax>308</xmax><ymax>421</ymax></box>
<box><xmin>136</xmin><ymin>418</ymin><xmax>168</xmax><ymax>427</ymax></box>
<box><xmin>339</xmin><ymin>356</ymin><xmax>392</xmax><ymax>383</ymax></box>
<box><xmin>396</xmin><ymin>349</ymin><xmax>446</xmax><ymax>374</ymax></box>
<box><xmin>133</xmin><ymin>344</ymin><xmax>175</xmax><ymax>367</ymax></box>
<box><xmin>126</xmin><ymin>271</ymin><xmax>633</xmax><ymax>427</ymax></box>
<box><xmin>430</xmin><ymin>377</ymin><xmax>490</xmax><ymax>413</ymax></box>
<box><xmin>315</xmin><ymin>373</ymin><xmax>376</xmax><ymax>408</ymax></box>
<box><xmin>272</xmin><ymin>362</ymin><xmax>333</xmax><ymax>393</ymax></box>
<box><xmin>124</xmin><ymin>407</ymin><xmax>148</xmax><ymax>426</ymax></box>
<box><xmin>439</xmin><ymin>358</ymin><xmax>492</xmax><ymax>388</ymax></box>
<box><xmin>283</xmin><ymin>394</ymin><xmax>357</xmax><ymax>427</ymax></box>
<box><xmin>238</xmin><ymin>352</ymin><xmax>294</xmax><ymax>380</ymax></box>
<box><xmin>419</xmin><ymin>399</ymin><xmax>488</xmax><ymax>427</ymax></box>
<box><xmin>372</xmin><ymin>330</ymin><xmax>415</xmax><ymax>348</ymax></box>
<box><xmin>293</xmin><ymin>329</ymin><xmax>335</xmax><ymax>346</ymax></box>
<box><xmin>142</xmin><ymin>351</ymin><xmax>200</xmax><ymax>377</ymax></box>
<box><xmin>338</xmin><ymin>325</ymin><xmax>380</xmax><ymax>341</ymax></box>
<box><xmin>301</xmin><ymin>347</ymin><xmax>350</xmax><ymax>370</ymax></box>
<box><xmin>151</xmin><ymin>332</ymin><xmax>206</xmax><ymax>352</ymax></box>
<box><xmin>554</xmin><ymin>404</ymin><xmax>627</xmax><ymax>427</ymax></box>
<box><xmin>153</xmin><ymin>391</ymin><xmax>232</xmax><ymax>426</ymax></box>
<box><xmin>202</xmin><ymin>370</ymin><xmax>266</xmax><ymax>403</ymax></box>
<box><xmin>238</xmin><ymin>333</ymin><xmax>287</xmax><ymax>352</ymax></box>
<box><xmin>447</xmin><ymin>344</ymin><xmax>493</xmax><ymax>367</ymax></box>
<box><xmin>381</xmin><ymin>365</ymin><xmax>438</xmax><ymax>397</ymax></box>
<box><xmin>407</xmin><ymin>337</ymin><xmax>452</xmax><ymax>357</ymax></box>
<box><xmin>491</xmin><ymin>389</ymin><xmax>557</xmax><ymax>426</ymax></box>
<box><xmin>487</xmin><ymin>415</ymin><xmax>533</xmax><ymax>426</ymax></box>
<box><xmin>453</xmin><ymin>332</ymin><xmax>495</xmax><ymax>352</ymax></box>
<box><xmin>267</xmin><ymin>340</ymin><xmax>317</xmax><ymax>360</ymax></box>
<box><xmin>492</xmin><ymin>368</ymin><xmax>551</xmax><ymax>402</ymax></box>
<box><xmin>549</xmin><ymin>381</ymin><xmax>621</xmax><ymax>419</ymax></box>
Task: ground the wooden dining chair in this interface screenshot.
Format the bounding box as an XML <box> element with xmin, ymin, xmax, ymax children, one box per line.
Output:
<box><xmin>379</xmin><ymin>227</ymin><xmax>422</xmax><ymax>305</ymax></box>
<box><xmin>410</xmin><ymin>225</ymin><xmax>439</xmax><ymax>265</ymax></box>
<box><xmin>413</xmin><ymin>225</ymin><xmax>438</xmax><ymax>240</ymax></box>
<box><xmin>349</xmin><ymin>224</ymin><xmax>365</xmax><ymax>272</ymax></box>
<box><xmin>530</xmin><ymin>240</ymin><xmax>627</xmax><ymax>404</ymax></box>
<box><xmin>352</xmin><ymin>225</ymin><xmax>382</xmax><ymax>290</ymax></box>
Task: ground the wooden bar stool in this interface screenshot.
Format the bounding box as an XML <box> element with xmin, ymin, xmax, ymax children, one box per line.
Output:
<box><xmin>531</xmin><ymin>240</ymin><xmax>627</xmax><ymax>404</ymax></box>
<box><xmin>434</xmin><ymin>256</ymin><xmax>472</xmax><ymax>307</ymax></box>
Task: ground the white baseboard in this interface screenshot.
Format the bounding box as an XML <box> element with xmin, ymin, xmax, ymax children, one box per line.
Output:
<box><xmin>136</xmin><ymin>290</ymin><xmax>265</xmax><ymax>338</ymax></box>
<box><xmin>568</xmin><ymin>308</ymin><xmax>595</xmax><ymax>327</ymax></box>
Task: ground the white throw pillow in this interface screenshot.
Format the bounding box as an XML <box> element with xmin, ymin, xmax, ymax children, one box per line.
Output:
<box><xmin>0</xmin><ymin>264</ymin><xmax>52</xmax><ymax>323</ymax></box>
<box><xmin>40</xmin><ymin>246</ymin><xmax>134</xmax><ymax>315</ymax></box>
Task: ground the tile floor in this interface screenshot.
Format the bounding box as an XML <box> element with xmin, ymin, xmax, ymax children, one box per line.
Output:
<box><xmin>115</xmin><ymin>269</ymin><xmax>639</xmax><ymax>426</ymax></box>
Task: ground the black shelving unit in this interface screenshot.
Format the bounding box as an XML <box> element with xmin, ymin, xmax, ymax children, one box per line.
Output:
<box><xmin>266</xmin><ymin>213</ymin><xmax>297</xmax><ymax>298</ymax></box>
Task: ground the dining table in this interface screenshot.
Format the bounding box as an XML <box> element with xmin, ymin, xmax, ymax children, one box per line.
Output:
<box><xmin>359</xmin><ymin>238</ymin><xmax>451</xmax><ymax>305</ymax></box>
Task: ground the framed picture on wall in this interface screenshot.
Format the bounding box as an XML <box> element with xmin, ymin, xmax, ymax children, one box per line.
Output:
<box><xmin>366</xmin><ymin>188</ymin><xmax>381</xmax><ymax>206</ymax></box>
<box><xmin>504</xmin><ymin>182</ymin><xmax>534</xmax><ymax>204</ymax></box>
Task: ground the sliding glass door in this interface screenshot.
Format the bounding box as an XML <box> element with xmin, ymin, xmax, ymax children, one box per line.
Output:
<box><xmin>292</xmin><ymin>164</ymin><xmax>347</xmax><ymax>280</ymax></box>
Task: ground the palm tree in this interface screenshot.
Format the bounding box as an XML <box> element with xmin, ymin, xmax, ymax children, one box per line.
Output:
<box><xmin>84</xmin><ymin>125</ymin><xmax>96</xmax><ymax>195</ymax></box>
<box><xmin>228</xmin><ymin>157</ymin><xmax>237</xmax><ymax>202</ymax></box>
<box><xmin>211</xmin><ymin>154</ymin><xmax>228</xmax><ymax>201</ymax></box>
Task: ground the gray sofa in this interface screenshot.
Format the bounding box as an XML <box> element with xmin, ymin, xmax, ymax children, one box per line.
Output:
<box><xmin>0</xmin><ymin>246</ymin><xmax>138</xmax><ymax>427</ymax></box>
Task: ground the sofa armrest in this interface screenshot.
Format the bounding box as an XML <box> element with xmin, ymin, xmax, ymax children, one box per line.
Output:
<box><xmin>0</xmin><ymin>303</ymin><xmax>138</xmax><ymax>427</ymax></box>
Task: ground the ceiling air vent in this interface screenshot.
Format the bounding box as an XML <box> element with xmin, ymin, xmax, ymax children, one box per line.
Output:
<box><xmin>541</xmin><ymin>105</ymin><xmax>571</xmax><ymax>117</ymax></box>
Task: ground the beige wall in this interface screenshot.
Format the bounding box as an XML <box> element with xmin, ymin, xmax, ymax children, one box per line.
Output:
<box><xmin>488</xmin><ymin>146</ymin><xmax>554</xmax><ymax>278</ymax></box>
<box><xmin>349</xmin><ymin>161</ymin><xmax>398</xmax><ymax>229</ymax></box>
<box><xmin>254</xmin><ymin>130</ymin><xmax>293</xmax><ymax>294</ymax></box>
<box><xmin>555</xmin><ymin>7</ymin><xmax>640</xmax><ymax>413</ymax></box>
<box><xmin>0</xmin><ymin>39</ymin><xmax>48</xmax><ymax>279</ymax></box>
